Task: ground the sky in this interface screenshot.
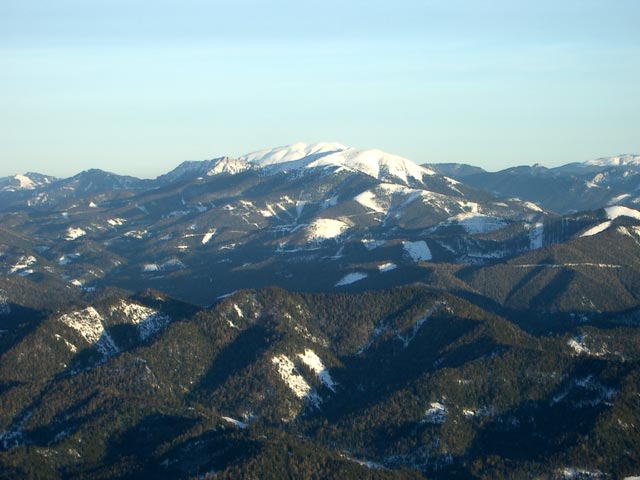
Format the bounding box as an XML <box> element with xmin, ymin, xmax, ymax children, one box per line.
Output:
<box><xmin>1</xmin><ymin>0</ymin><xmax>639</xmax><ymax>178</ymax></box>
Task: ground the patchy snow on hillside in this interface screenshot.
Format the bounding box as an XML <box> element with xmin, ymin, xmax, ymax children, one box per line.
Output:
<box><xmin>221</xmin><ymin>416</ymin><xmax>248</xmax><ymax>429</ymax></box>
<box><xmin>58</xmin><ymin>253</ymin><xmax>80</xmax><ymax>265</ymax></box>
<box><xmin>558</xmin><ymin>467</ymin><xmax>604</xmax><ymax>479</ymax></box>
<box><xmin>605</xmin><ymin>205</ymin><xmax>640</xmax><ymax>221</ymax></box>
<box><xmin>522</xmin><ymin>201</ymin><xmax>543</xmax><ymax>212</ymax></box>
<box><xmin>423</xmin><ymin>402</ymin><xmax>447</xmax><ymax>424</ymax></box>
<box><xmin>403</xmin><ymin>241</ymin><xmax>432</xmax><ymax>262</ymax></box>
<box><xmin>65</xmin><ymin>227</ymin><xmax>86</xmax><ymax>240</ymax></box>
<box><xmin>9</xmin><ymin>256</ymin><xmax>37</xmax><ymax>274</ymax></box>
<box><xmin>444</xmin><ymin>213</ymin><xmax>506</xmax><ymax>234</ymax></box>
<box><xmin>297</xmin><ymin>349</ymin><xmax>336</xmax><ymax>391</ymax></box>
<box><xmin>271</xmin><ymin>354</ymin><xmax>319</xmax><ymax>406</ymax></box>
<box><xmin>201</xmin><ymin>229</ymin><xmax>216</xmax><ymax>245</ymax></box>
<box><xmin>112</xmin><ymin>300</ymin><xmax>171</xmax><ymax>340</ymax></box>
<box><xmin>54</xmin><ymin>333</ymin><xmax>77</xmax><ymax>353</ymax></box>
<box><xmin>335</xmin><ymin>272</ymin><xmax>368</xmax><ymax>286</ymax></box>
<box><xmin>568</xmin><ymin>335</ymin><xmax>608</xmax><ymax>357</ymax></box>
<box><xmin>124</xmin><ymin>229</ymin><xmax>148</xmax><ymax>239</ymax></box>
<box><xmin>361</xmin><ymin>239</ymin><xmax>385</xmax><ymax>250</ymax></box>
<box><xmin>378</xmin><ymin>262</ymin><xmax>397</xmax><ymax>272</ymax></box>
<box><xmin>58</xmin><ymin>307</ymin><xmax>118</xmax><ymax>357</ymax></box>
<box><xmin>306</xmin><ymin>218</ymin><xmax>349</xmax><ymax>242</ymax></box>
<box><xmin>107</xmin><ymin>218</ymin><xmax>126</xmax><ymax>226</ymax></box>
<box><xmin>580</xmin><ymin>221</ymin><xmax>612</xmax><ymax>237</ymax></box>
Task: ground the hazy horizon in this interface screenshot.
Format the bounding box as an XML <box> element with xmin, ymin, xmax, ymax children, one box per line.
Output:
<box><xmin>2</xmin><ymin>0</ymin><xmax>639</xmax><ymax>178</ymax></box>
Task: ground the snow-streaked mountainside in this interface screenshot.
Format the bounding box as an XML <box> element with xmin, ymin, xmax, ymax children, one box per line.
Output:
<box><xmin>4</xmin><ymin>147</ymin><xmax>640</xmax><ymax>478</ymax></box>
<box><xmin>3</xmin><ymin>143</ymin><xmax>640</xmax><ymax>304</ymax></box>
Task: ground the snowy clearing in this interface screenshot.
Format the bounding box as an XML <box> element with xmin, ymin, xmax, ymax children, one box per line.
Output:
<box><xmin>306</xmin><ymin>218</ymin><xmax>350</xmax><ymax>242</ymax></box>
<box><xmin>403</xmin><ymin>241</ymin><xmax>432</xmax><ymax>262</ymax></box>
<box><xmin>335</xmin><ymin>272</ymin><xmax>368</xmax><ymax>286</ymax></box>
<box><xmin>580</xmin><ymin>221</ymin><xmax>612</xmax><ymax>237</ymax></box>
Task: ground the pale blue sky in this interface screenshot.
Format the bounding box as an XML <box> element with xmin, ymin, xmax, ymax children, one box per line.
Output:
<box><xmin>1</xmin><ymin>0</ymin><xmax>639</xmax><ymax>178</ymax></box>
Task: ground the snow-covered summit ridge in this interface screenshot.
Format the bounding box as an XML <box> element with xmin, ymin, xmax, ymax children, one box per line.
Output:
<box><xmin>1</xmin><ymin>172</ymin><xmax>55</xmax><ymax>192</ymax></box>
<box><xmin>240</xmin><ymin>142</ymin><xmax>435</xmax><ymax>185</ymax></box>
<box><xmin>585</xmin><ymin>154</ymin><xmax>640</xmax><ymax>167</ymax></box>
<box><xmin>240</xmin><ymin>142</ymin><xmax>348</xmax><ymax>167</ymax></box>
<box><xmin>157</xmin><ymin>156</ymin><xmax>251</xmax><ymax>182</ymax></box>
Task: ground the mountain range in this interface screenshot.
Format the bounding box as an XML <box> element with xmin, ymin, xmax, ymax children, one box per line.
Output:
<box><xmin>1</xmin><ymin>143</ymin><xmax>640</xmax><ymax>479</ymax></box>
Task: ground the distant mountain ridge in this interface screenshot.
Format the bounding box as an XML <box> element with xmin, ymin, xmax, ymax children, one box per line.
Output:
<box><xmin>425</xmin><ymin>153</ymin><xmax>640</xmax><ymax>214</ymax></box>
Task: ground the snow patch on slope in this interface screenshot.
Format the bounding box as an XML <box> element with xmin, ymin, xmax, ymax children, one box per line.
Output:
<box><xmin>9</xmin><ymin>256</ymin><xmax>36</xmax><ymax>274</ymax></box>
<box><xmin>112</xmin><ymin>300</ymin><xmax>171</xmax><ymax>340</ymax></box>
<box><xmin>580</xmin><ymin>221</ymin><xmax>612</xmax><ymax>237</ymax></box>
<box><xmin>336</xmin><ymin>272</ymin><xmax>368</xmax><ymax>286</ymax></box>
<box><xmin>306</xmin><ymin>218</ymin><xmax>349</xmax><ymax>242</ymax></box>
<box><xmin>221</xmin><ymin>416</ymin><xmax>248</xmax><ymax>429</ymax></box>
<box><xmin>58</xmin><ymin>307</ymin><xmax>118</xmax><ymax>358</ymax></box>
<box><xmin>354</xmin><ymin>190</ymin><xmax>386</xmax><ymax>213</ymax></box>
<box><xmin>568</xmin><ymin>335</ymin><xmax>608</xmax><ymax>357</ymax></box>
<box><xmin>605</xmin><ymin>205</ymin><xmax>640</xmax><ymax>221</ymax></box>
<box><xmin>14</xmin><ymin>174</ymin><xmax>36</xmax><ymax>190</ymax></box>
<box><xmin>297</xmin><ymin>349</ymin><xmax>336</xmax><ymax>392</ymax></box>
<box><xmin>271</xmin><ymin>354</ymin><xmax>320</xmax><ymax>406</ymax></box>
<box><xmin>378</xmin><ymin>262</ymin><xmax>397</xmax><ymax>272</ymax></box>
<box><xmin>423</xmin><ymin>402</ymin><xmax>447</xmax><ymax>424</ymax></box>
<box><xmin>202</xmin><ymin>229</ymin><xmax>216</xmax><ymax>245</ymax></box>
<box><xmin>65</xmin><ymin>227</ymin><xmax>86</xmax><ymax>240</ymax></box>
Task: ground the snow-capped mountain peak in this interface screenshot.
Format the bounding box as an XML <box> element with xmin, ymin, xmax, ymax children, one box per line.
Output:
<box><xmin>0</xmin><ymin>172</ymin><xmax>55</xmax><ymax>192</ymax></box>
<box><xmin>157</xmin><ymin>156</ymin><xmax>251</xmax><ymax>184</ymax></box>
<box><xmin>240</xmin><ymin>142</ymin><xmax>349</xmax><ymax>167</ymax></box>
<box><xmin>207</xmin><ymin>157</ymin><xmax>251</xmax><ymax>176</ymax></box>
<box><xmin>585</xmin><ymin>154</ymin><xmax>640</xmax><ymax>167</ymax></box>
<box><xmin>240</xmin><ymin>142</ymin><xmax>434</xmax><ymax>185</ymax></box>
